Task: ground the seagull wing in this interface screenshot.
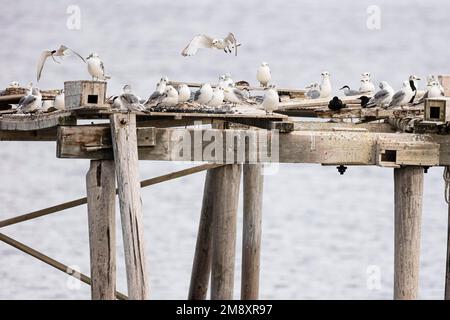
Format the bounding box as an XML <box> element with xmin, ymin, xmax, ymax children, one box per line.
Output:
<box><xmin>193</xmin><ymin>89</ymin><xmax>202</xmax><ymax>101</ymax></box>
<box><xmin>389</xmin><ymin>90</ymin><xmax>405</xmax><ymax>107</ymax></box>
<box><xmin>121</xmin><ymin>93</ymin><xmax>139</xmax><ymax>104</ymax></box>
<box><xmin>224</xmin><ymin>32</ymin><xmax>238</xmax><ymax>56</ymax></box>
<box><xmin>181</xmin><ymin>34</ymin><xmax>214</xmax><ymax>56</ymax></box>
<box><xmin>233</xmin><ymin>88</ymin><xmax>246</xmax><ymax>102</ymax></box>
<box><xmin>17</xmin><ymin>95</ymin><xmax>37</xmax><ymax>111</ymax></box>
<box><xmin>37</xmin><ymin>51</ymin><xmax>52</xmax><ymax>82</ymax></box>
<box><xmin>367</xmin><ymin>89</ymin><xmax>389</xmax><ymax>106</ymax></box>
<box><xmin>58</xmin><ymin>45</ymin><xmax>86</xmax><ymax>63</ymax></box>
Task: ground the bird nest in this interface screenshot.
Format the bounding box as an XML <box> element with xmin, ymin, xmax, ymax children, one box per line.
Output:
<box><xmin>148</xmin><ymin>102</ymin><xmax>235</xmax><ymax>114</ymax></box>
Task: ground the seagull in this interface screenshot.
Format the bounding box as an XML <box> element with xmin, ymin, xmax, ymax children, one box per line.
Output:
<box><xmin>365</xmin><ymin>81</ymin><xmax>394</xmax><ymax>108</ymax></box>
<box><xmin>36</xmin><ymin>45</ymin><xmax>85</xmax><ymax>82</ymax></box>
<box><xmin>339</xmin><ymin>85</ymin><xmax>360</xmax><ymax>96</ymax></box>
<box><xmin>157</xmin><ymin>85</ymin><xmax>179</xmax><ymax>107</ymax></box>
<box><xmin>224</xmin><ymin>84</ymin><xmax>247</xmax><ymax>105</ymax></box>
<box><xmin>119</xmin><ymin>85</ymin><xmax>145</xmax><ymax>112</ymax></box>
<box><xmin>86</xmin><ymin>53</ymin><xmax>110</xmax><ymax>81</ymax></box>
<box><xmin>257</xmin><ymin>62</ymin><xmax>271</xmax><ymax>87</ymax></box>
<box><xmin>54</xmin><ymin>89</ymin><xmax>65</xmax><ymax>110</ymax></box>
<box><xmin>144</xmin><ymin>77</ymin><xmax>169</xmax><ymax>106</ymax></box>
<box><xmin>306</xmin><ymin>82</ymin><xmax>321</xmax><ymax>99</ymax></box>
<box><xmin>194</xmin><ymin>84</ymin><xmax>213</xmax><ymax>104</ymax></box>
<box><xmin>417</xmin><ymin>80</ymin><xmax>444</xmax><ymax>104</ymax></box>
<box><xmin>17</xmin><ymin>87</ymin><xmax>42</xmax><ymax>114</ymax></box>
<box><xmin>407</xmin><ymin>75</ymin><xmax>421</xmax><ymax>103</ymax></box>
<box><xmin>262</xmin><ymin>84</ymin><xmax>279</xmax><ymax>114</ymax></box>
<box><xmin>181</xmin><ymin>33</ymin><xmax>240</xmax><ymax>56</ymax></box>
<box><xmin>388</xmin><ymin>80</ymin><xmax>414</xmax><ymax>108</ymax></box>
<box><xmin>320</xmin><ymin>71</ymin><xmax>332</xmax><ymax>98</ymax></box>
<box><xmin>8</xmin><ymin>81</ymin><xmax>20</xmax><ymax>88</ymax></box>
<box><xmin>177</xmin><ymin>84</ymin><xmax>191</xmax><ymax>103</ymax></box>
<box><xmin>219</xmin><ymin>73</ymin><xmax>234</xmax><ymax>87</ymax></box>
<box><xmin>208</xmin><ymin>86</ymin><xmax>225</xmax><ymax>107</ymax></box>
<box><xmin>360</xmin><ymin>72</ymin><xmax>375</xmax><ymax>93</ymax></box>
<box><xmin>328</xmin><ymin>96</ymin><xmax>346</xmax><ymax>111</ymax></box>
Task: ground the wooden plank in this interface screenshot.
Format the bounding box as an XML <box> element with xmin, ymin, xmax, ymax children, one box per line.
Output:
<box><xmin>241</xmin><ymin>164</ymin><xmax>263</xmax><ymax>300</ymax></box>
<box><xmin>188</xmin><ymin>168</ymin><xmax>216</xmax><ymax>300</ymax></box>
<box><xmin>86</xmin><ymin>160</ymin><xmax>116</xmax><ymax>300</ymax></box>
<box><xmin>110</xmin><ymin>113</ymin><xmax>149</xmax><ymax>300</ymax></box>
<box><xmin>57</xmin><ymin>125</ymin><xmax>450</xmax><ymax>166</ymax></box>
<box><xmin>0</xmin><ymin>128</ymin><xmax>57</xmax><ymax>141</ymax></box>
<box><xmin>211</xmin><ymin>164</ymin><xmax>242</xmax><ymax>300</ymax></box>
<box><xmin>293</xmin><ymin>121</ymin><xmax>395</xmax><ymax>133</ymax></box>
<box><xmin>0</xmin><ymin>111</ymin><xmax>76</xmax><ymax>131</ymax></box>
<box><xmin>394</xmin><ymin>166</ymin><xmax>423</xmax><ymax>300</ymax></box>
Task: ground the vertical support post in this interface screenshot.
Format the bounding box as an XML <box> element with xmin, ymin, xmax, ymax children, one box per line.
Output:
<box><xmin>394</xmin><ymin>166</ymin><xmax>424</xmax><ymax>300</ymax></box>
<box><xmin>241</xmin><ymin>164</ymin><xmax>264</xmax><ymax>300</ymax></box>
<box><xmin>188</xmin><ymin>169</ymin><xmax>215</xmax><ymax>300</ymax></box>
<box><xmin>86</xmin><ymin>160</ymin><xmax>116</xmax><ymax>300</ymax></box>
<box><xmin>211</xmin><ymin>164</ymin><xmax>242</xmax><ymax>300</ymax></box>
<box><xmin>110</xmin><ymin>113</ymin><xmax>149</xmax><ymax>300</ymax></box>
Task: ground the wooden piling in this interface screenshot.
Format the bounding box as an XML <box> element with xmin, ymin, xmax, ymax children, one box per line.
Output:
<box><xmin>188</xmin><ymin>169</ymin><xmax>215</xmax><ymax>300</ymax></box>
<box><xmin>394</xmin><ymin>166</ymin><xmax>424</xmax><ymax>300</ymax></box>
<box><xmin>86</xmin><ymin>160</ymin><xmax>116</xmax><ymax>300</ymax></box>
<box><xmin>241</xmin><ymin>164</ymin><xmax>264</xmax><ymax>300</ymax></box>
<box><xmin>110</xmin><ymin>113</ymin><xmax>149</xmax><ymax>300</ymax></box>
<box><xmin>211</xmin><ymin>164</ymin><xmax>242</xmax><ymax>300</ymax></box>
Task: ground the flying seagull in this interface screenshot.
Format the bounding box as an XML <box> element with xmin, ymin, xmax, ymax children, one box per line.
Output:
<box><xmin>181</xmin><ymin>33</ymin><xmax>240</xmax><ymax>56</ymax></box>
<box><xmin>37</xmin><ymin>45</ymin><xmax>85</xmax><ymax>82</ymax></box>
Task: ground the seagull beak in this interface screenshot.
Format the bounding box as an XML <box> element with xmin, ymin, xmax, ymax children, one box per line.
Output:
<box><xmin>339</xmin><ymin>86</ymin><xmax>345</xmax><ymax>90</ymax></box>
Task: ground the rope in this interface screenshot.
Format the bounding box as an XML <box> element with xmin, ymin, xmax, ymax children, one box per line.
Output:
<box><xmin>444</xmin><ymin>166</ymin><xmax>450</xmax><ymax>204</ymax></box>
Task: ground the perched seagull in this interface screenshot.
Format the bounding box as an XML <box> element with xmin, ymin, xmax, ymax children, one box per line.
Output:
<box><xmin>241</xmin><ymin>87</ymin><xmax>250</xmax><ymax>99</ymax></box>
<box><xmin>417</xmin><ymin>80</ymin><xmax>444</xmax><ymax>104</ymax></box>
<box><xmin>219</xmin><ymin>73</ymin><xmax>234</xmax><ymax>88</ymax></box>
<box><xmin>158</xmin><ymin>85</ymin><xmax>179</xmax><ymax>107</ymax></box>
<box><xmin>181</xmin><ymin>33</ymin><xmax>240</xmax><ymax>56</ymax></box>
<box><xmin>339</xmin><ymin>85</ymin><xmax>360</xmax><ymax>96</ymax></box>
<box><xmin>119</xmin><ymin>85</ymin><xmax>145</xmax><ymax>112</ymax></box>
<box><xmin>360</xmin><ymin>72</ymin><xmax>375</xmax><ymax>93</ymax></box>
<box><xmin>262</xmin><ymin>84</ymin><xmax>279</xmax><ymax>114</ymax></box>
<box><xmin>54</xmin><ymin>89</ymin><xmax>65</xmax><ymax>110</ymax></box>
<box><xmin>194</xmin><ymin>83</ymin><xmax>213</xmax><ymax>104</ymax></box>
<box><xmin>37</xmin><ymin>45</ymin><xmax>85</xmax><ymax>82</ymax></box>
<box><xmin>8</xmin><ymin>81</ymin><xmax>20</xmax><ymax>88</ymax></box>
<box><xmin>306</xmin><ymin>82</ymin><xmax>321</xmax><ymax>99</ymax></box>
<box><xmin>145</xmin><ymin>77</ymin><xmax>169</xmax><ymax>106</ymax></box>
<box><xmin>257</xmin><ymin>62</ymin><xmax>271</xmax><ymax>87</ymax></box>
<box><xmin>17</xmin><ymin>87</ymin><xmax>42</xmax><ymax>114</ymax></box>
<box><xmin>86</xmin><ymin>53</ymin><xmax>110</xmax><ymax>81</ymax></box>
<box><xmin>177</xmin><ymin>84</ymin><xmax>191</xmax><ymax>103</ymax></box>
<box><xmin>208</xmin><ymin>86</ymin><xmax>225</xmax><ymax>107</ymax></box>
<box><xmin>224</xmin><ymin>84</ymin><xmax>247</xmax><ymax>105</ymax></box>
<box><xmin>388</xmin><ymin>80</ymin><xmax>414</xmax><ymax>108</ymax></box>
<box><xmin>407</xmin><ymin>75</ymin><xmax>421</xmax><ymax>103</ymax></box>
<box><xmin>365</xmin><ymin>81</ymin><xmax>394</xmax><ymax>108</ymax></box>
<box><xmin>328</xmin><ymin>96</ymin><xmax>346</xmax><ymax>111</ymax></box>
<box><xmin>320</xmin><ymin>71</ymin><xmax>332</xmax><ymax>98</ymax></box>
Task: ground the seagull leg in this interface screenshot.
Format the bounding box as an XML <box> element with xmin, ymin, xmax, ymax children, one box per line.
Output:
<box><xmin>51</xmin><ymin>55</ymin><xmax>61</xmax><ymax>64</ymax></box>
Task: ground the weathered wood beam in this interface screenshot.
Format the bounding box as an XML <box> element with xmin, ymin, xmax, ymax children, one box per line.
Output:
<box><xmin>0</xmin><ymin>111</ymin><xmax>76</xmax><ymax>131</ymax></box>
<box><xmin>110</xmin><ymin>113</ymin><xmax>149</xmax><ymax>300</ymax></box>
<box><xmin>241</xmin><ymin>164</ymin><xmax>263</xmax><ymax>300</ymax></box>
<box><xmin>0</xmin><ymin>128</ymin><xmax>57</xmax><ymax>141</ymax></box>
<box><xmin>86</xmin><ymin>160</ymin><xmax>116</xmax><ymax>300</ymax></box>
<box><xmin>211</xmin><ymin>165</ymin><xmax>242</xmax><ymax>300</ymax></box>
<box><xmin>394</xmin><ymin>166</ymin><xmax>424</xmax><ymax>300</ymax></box>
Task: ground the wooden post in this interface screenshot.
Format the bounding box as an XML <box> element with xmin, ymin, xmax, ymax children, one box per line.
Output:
<box><xmin>86</xmin><ymin>160</ymin><xmax>116</xmax><ymax>300</ymax></box>
<box><xmin>211</xmin><ymin>164</ymin><xmax>242</xmax><ymax>300</ymax></box>
<box><xmin>110</xmin><ymin>113</ymin><xmax>149</xmax><ymax>300</ymax></box>
<box><xmin>394</xmin><ymin>166</ymin><xmax>424</xmax><ymax>300</ymax></box>
<box><xmin>445</xmin><ymin>201</ymin><xmax>450</xmax><ymax>300</ymax></box>
<box><xmin>188</xmin><ymin>169</ymin><xmax>215</xmax><ymax>300</ymax></box>
<box><xmin>241</xmin><ymin>164</ymin><xmax>264</xmax><ymax>300</ymax></box>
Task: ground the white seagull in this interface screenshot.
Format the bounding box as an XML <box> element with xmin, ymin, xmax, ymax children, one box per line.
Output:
<box><xmin>119</xmin><ymin>85</ymin><xmax>145</xmax><ymax>112</ymax></box>
<box><xmin>219</xmin><ymin>73</ymin><xmax>234</xmax><ymax>88</ymax></box>
<box><xmin>86</xmin><ymin>53</ymin><xmax>110</xmax><ymax>81</ymax></box>
<box><xmin>339</xmin><ymin>85</ymin><xmax>360</xmax><ymax>96</ymax></box>
<box><xmin>388</xmin><ymin>80</ymin><xmax>414</xmax><ymax>108</ymax></box>
<box><xmin>208</xmin><ymin>86</ymin><xmax>225</xmax><ymax>107</ymax></box>
<box><xmin>194</xmin><ymin>84</ymin><xmax>213</xmax><ymax>104</ymax></box>
<box><xmin>158</xmin><ymin>85</ymin><xmax>179</xmax><ymax>107</ymax></box>
<box><xmin>224</xmin><ymin>84</ymin><xmax>247</xmax><ymax>105</ymax></box>
<box><xmin>306</xmin><ymin>82</ymin><xmax>321</xmax><ymax>99</ymax></box>
<box><xmin>320</xmin><ymin>71</ymin><xmax>332</xmax><ymax>98</ymax></box>
<box><xmin>177</xmin><ymin>84</ymin><xmax>191</xmax><ymax>103</ymax></box>
<box><xmin>145</xmin><ymin>77</ymin><xmax>169</xmax><ymax>106</ymax></box>
<box><xmin>417</xmin><ymin>80</ymin><xmax>444</xmax><ymax>103</ymax></box>
<box><xmin>17</xmin><ymin>87</ymin><xmax>42</xmax><ymax>114</ymax></box>
<box><xmin>182</xmin><ymin>33</ymin><xmax>240</xmax><ymax>56</ymax></box>
<box><xmin>365</xmin><ymin>81</ymin><xmax>394</xmax><ymax>108</ymax></box>
<box><xmin>54</xmin><ymin>89</ymin><xmax>65</xmax><ymax>110</ymax></box>
<box><xmin>262</xmin><ymin>84</ymin><xmax>279</xmax><ymax>114</ymax></box>
<box><xmin>360</xmin><ymin>72</ymin><xmax>375</xmax><ymax>93</ymax></box>
<box><xmin>37</xmin><ymin>45</ymin><xmax>85</xmax><ymax>82</ymax></box>
<box><xmin>257</xmin><ymin>62</ymin><xmax>271</xmax><ymax>87</ymax></box>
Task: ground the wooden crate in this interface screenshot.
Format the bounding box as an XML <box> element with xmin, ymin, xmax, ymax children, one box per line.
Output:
<box><xmin>64</xmin><ymin>81</ymin><xmax>107</xmax><ymax>109</ymax></box>
<box><xmin>424</xmin><ymin>97</ymin><xmax>450</xmax><ymax>123</ymax></box>
<box><xmin>376</xmin><ymin>140</ymin><xmax>439</xmax><ymax>168</ymax></box>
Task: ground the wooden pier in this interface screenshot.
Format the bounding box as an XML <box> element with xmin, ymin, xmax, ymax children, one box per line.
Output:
<box><xmin>1</xmin><ymin>79</ymin><xmax>450</xmax><ymax>300</ymax></box>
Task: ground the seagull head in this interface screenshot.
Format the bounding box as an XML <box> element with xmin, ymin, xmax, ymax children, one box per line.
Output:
<box><xmin>201</xmin><ymin>83</ymin><xmax>212</xmax><ymax>91</ymax></box>
<box><xmin>306</xmin><ymin>82</ymin><xmax>319</xmax><ymax>89</ymax></box>
<box><xmin>339</xmin><ymin>85</ymin><xmax>350</xmax><ymax>90</ymax></box>
<box><xmin>261</xmin><ymin>62</ymin><xmax>269</xmax><ymax>67</ymax></box>
<box><xmin>409</xmin><ymin>75</ymin><xmax>421</xmax><ymax>81</ymax></box>
<box><xmin>265</xmin><ymin>84</ymin><xmax>277</xmax><ymax>90</ymax></box>
<box><xmin>427</xmin><ymin>74</ymin><xmax>436</xmax><ymax>83</ymax></box>
<box><xmin>321</xmin><ymin>71</ymin><xmax>330</xmax><ymax>78</ymax></box>
<box><xmin>212</xmin><ymin>39</ymin><xmax>219</xmax><ymax>45</ymax></box>
<box><xmin>160</xmin><ymin>76</ymin><xmax>169</xmax><ymax>84</ymax></box>
<box><xmin>361</xmin><ymin>72</ymin><xmax>371</xmax><ymax>79</ymax></box>
<box><xmin>122</xmin><ymin>85</ymin><xmax>132</xmax><ymax>93</ymax></box>
<box><xmin>379</xmin><ymin>81</ymin><xmax>388</xmax><ymax>89</ymax></box>
<box><xmin>86</xmin><ymin>53</ymin><xmax>98</xmax><ymax>60</ymax></box>
<box><xmin>165</xmin><ymin>85</ymin><xmax>178</xmax><ymax>97</ymax></box>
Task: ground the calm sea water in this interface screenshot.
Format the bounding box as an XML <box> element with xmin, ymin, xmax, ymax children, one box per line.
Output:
<box><xmin>0</xmin><ymin>0</ymin><xmax>449</xmax><ymax>299</ymax></box>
